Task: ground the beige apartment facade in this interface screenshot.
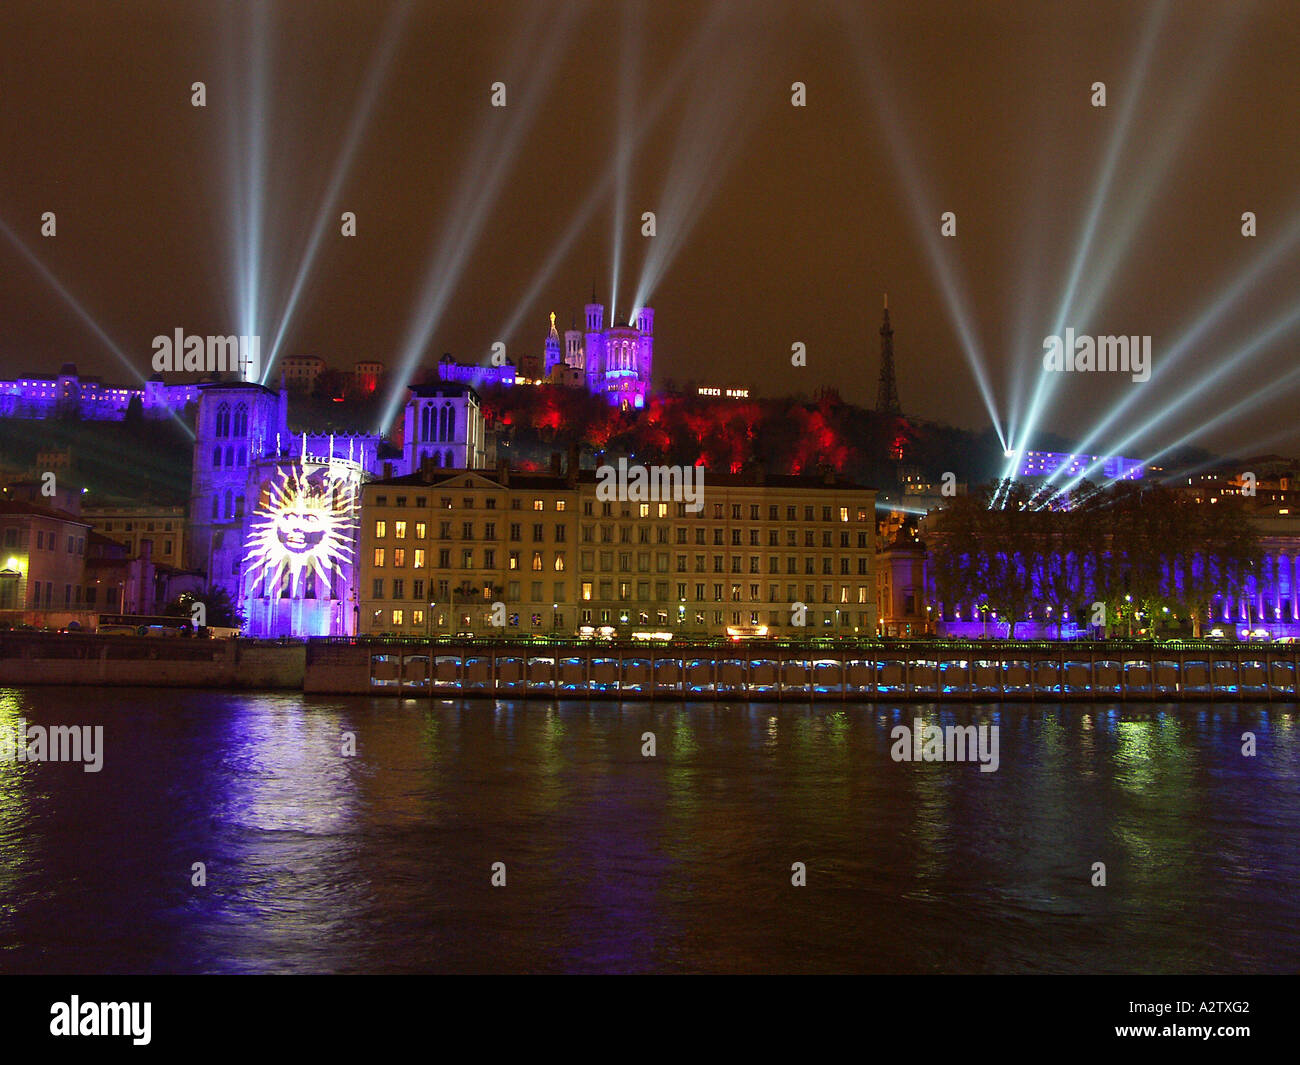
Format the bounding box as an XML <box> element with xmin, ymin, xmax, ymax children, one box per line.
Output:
<box><xmin>82</xmin><ymin>504</ymin><xmax>188</xmax><ymax>570</ymax></box>
<box><xmin>358</xmin><ymin>466</ymin><xmax>877</xmax><ymax>638</ymax></box>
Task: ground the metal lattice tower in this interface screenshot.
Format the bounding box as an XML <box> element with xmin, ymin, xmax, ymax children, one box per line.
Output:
<box><xmin>876</xmin><ymin>293</ymin><xmax>901</xmax><ymax>416</ymax></box>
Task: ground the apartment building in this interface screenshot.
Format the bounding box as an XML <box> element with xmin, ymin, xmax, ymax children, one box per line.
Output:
<box><xmin>0</xmin><ymin>500</ymin><xmax>92</xmax><ymax>628</ymax></box>
<box><xmin>82</xmin><ymin>504</ymin><xmax>188</xmax><ymax>570</ymax></box>
<box><xmin>359</xmin><ymin>465</ymin><xmax>877</xmax><ymax>637</ymax></box>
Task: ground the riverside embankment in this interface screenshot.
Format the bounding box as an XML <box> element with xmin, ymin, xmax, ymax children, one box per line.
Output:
<box><xmin>0</xmin><ymin>633</ymin><xmax>304</xmax><ymax>689</ymax></box>
<box><xmin>5</xmin><ymin>633</ymin><xmax>1300</xmax><ymax>702</ymax></box>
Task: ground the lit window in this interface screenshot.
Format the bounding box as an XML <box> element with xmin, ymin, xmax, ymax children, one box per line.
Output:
<box><xmin>373</xmin><ymin>548</ymin><xmax>385</xmax><ymax>567</ymax></box>
<box><xmin>375</xmin><ymin>521</ymin><xmax>386</xmax><ymax>538</ymax></box>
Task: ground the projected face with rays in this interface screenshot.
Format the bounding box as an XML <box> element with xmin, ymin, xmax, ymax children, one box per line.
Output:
<box><xmin>244</xmin><ymin>465</ymin><xmax>356</xmax><ymax>599</ymax></box>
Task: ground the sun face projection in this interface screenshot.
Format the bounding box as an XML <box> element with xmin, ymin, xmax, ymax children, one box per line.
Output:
<box><xmin>244</xmin><ymin>465</ymin><xmax>356</xmax><ymax>599</ymax></box>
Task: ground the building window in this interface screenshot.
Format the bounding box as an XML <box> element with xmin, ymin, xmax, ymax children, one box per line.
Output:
<box><xmin>373</xmin><ymin>548</ymin><xmax>385</xmax><ymax>567</ymax></box>
<box><xmin>375</xmin><ymin>520</ymin><xmax>386</xmax><ymax>538</ymax></box>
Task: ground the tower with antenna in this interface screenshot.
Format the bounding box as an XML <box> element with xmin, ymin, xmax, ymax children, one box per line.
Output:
<box><xmin>876</xmin><ymin>294</ymin><xmax>901</xmax><ymax>416</ymax></box>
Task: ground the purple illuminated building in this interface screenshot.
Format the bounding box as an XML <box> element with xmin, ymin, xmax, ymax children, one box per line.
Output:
<box><xmin>0</xmin><ymin>364</ymin><xmax>198</xmax><ymax>420</ymax></box>
<box><xmin>1015</xmin><ymin>449</ymin><xmax>1144</xmax><ymax>482</ymax></box>
<box><xmin>440</xmin><ymin>294</ymin><xmax>655</xmax><ymax>409</ymax></box>
<box><xmin>188</xmin><ymin>377</ymin><xmax>485</xmax><ymax>637</ymax></box>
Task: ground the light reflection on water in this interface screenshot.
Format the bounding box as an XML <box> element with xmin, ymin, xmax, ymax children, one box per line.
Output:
<box><xmin>0</xmin><ymin>688</ymin><xmax>1296</xmax><ymax>974</ymax></box>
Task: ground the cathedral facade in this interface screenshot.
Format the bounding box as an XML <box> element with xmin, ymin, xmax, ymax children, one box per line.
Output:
<box><xmin>544</xmin><ymin>298</ymin><xmax>655</xmax><ymax>409</ymax></box>
<box><xmin>437</xmin><ymin>294</ymin><xmax>656</xmax><ymax>408</ymax></box>
<box><xmin>189</xmin><ymin>377</ymin><xmax>484</xmax><ymax>637</ymax></box>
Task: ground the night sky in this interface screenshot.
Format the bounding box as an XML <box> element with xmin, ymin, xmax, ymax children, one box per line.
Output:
<box><xmin>1</xmin><ymin>0</ymin><xmax>1297</xmax><ymax>460</ymax></box>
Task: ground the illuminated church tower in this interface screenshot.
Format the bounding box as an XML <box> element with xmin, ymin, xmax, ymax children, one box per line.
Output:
<box><xmin>583</xmin><ymin>295</ymin><xmax>606</xmax><ymax>396</ymax></box>
<box><xmin>543</xmin><ymin>313</ymin><xmax>562</xmax><ymax>377</ymax></box>
<box><xmin>190</xmin><ymin>377</ymin><xmax>368</xmax><ymax>637</ymax></box>
<box><xmin>188</xmin><ymin>380</ymin><xmax>287</xmax><ymax>583</ymax></box>
<box><xmin>401</xmin><ymin>382</ymin><xmax>485</xmax><ymax>471</ymax></box>
<box><xmin>543</xmin><ymin>292</ymin><xmax>653</xmax><ymax>408</ymax></box>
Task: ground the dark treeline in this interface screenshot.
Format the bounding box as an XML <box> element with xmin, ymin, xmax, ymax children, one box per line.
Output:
<box><xmin>0</xmin><ymin>406</ymin><xmax>195</xmax><ymax>504</ymax></box>
<box><xmin>477</xmin><ymin>385</ymin><xmax>1010</xmax><ymax>492</ymax></box>
<box><xmin>927</xmin><ymin>481</ymin><xmax>1262</xmax><ymax>637</ymax></box>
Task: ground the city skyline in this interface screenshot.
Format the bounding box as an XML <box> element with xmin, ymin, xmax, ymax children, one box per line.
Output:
<box><xmin>0</xmin><ymin>0</ymin><xmax>1297</xmax><ymax>465</ymax></box>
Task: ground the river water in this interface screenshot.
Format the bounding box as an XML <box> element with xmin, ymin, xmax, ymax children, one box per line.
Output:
<box><xmin>0</xmin><ymin>687</ymin><xmax>1296</xmax><ymax>973</ymax></box>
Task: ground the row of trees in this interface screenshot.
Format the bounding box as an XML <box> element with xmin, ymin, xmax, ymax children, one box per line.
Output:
<box><xmin>476</xmin><ymin>385</ymin><xmax>1006</xmax><ymax>492</ymax></box>
<box><xmin>927</xmin><ymin>481</ymin><xmax>1262</xmax><ymax>638</ymax></box>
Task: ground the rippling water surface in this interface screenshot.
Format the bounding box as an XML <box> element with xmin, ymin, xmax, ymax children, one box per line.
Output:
<box><xmin>0</xmin><ymin>688</ymin><xmax>1296</xmax><ymax>973</ymax></box>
